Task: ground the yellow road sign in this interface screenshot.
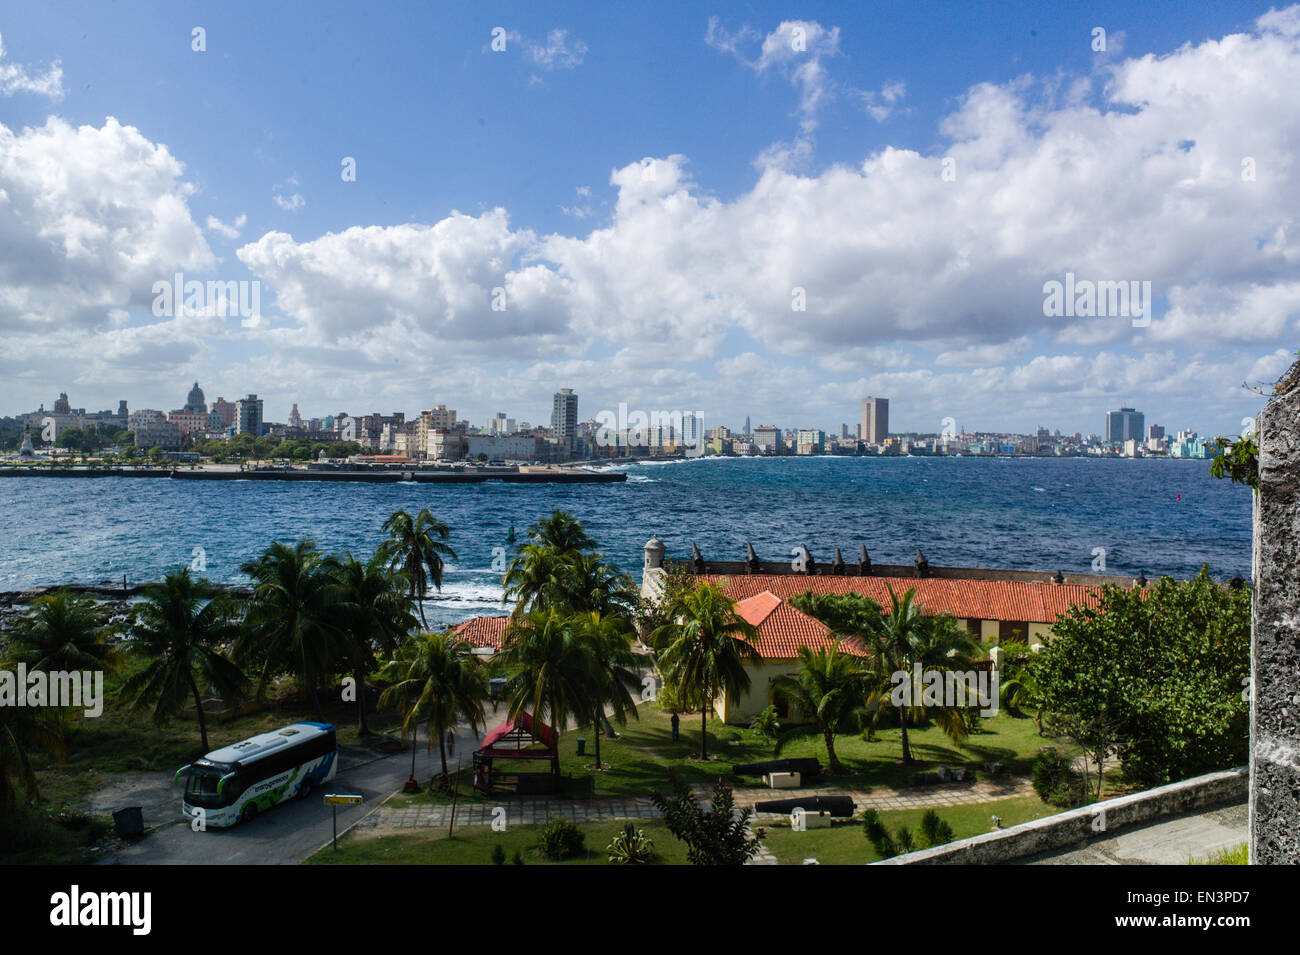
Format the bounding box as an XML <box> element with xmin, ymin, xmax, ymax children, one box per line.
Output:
<box><xmin>323</xmin><ymin>793</ymin><xmax>363</xmax><ymax>806</ymax></box>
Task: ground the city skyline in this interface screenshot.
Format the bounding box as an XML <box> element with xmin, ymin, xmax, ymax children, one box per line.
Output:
<box><xmin>0</xmin><ymin>3</ymin><xmax>1292</xmax><ymax>439</ymax></box>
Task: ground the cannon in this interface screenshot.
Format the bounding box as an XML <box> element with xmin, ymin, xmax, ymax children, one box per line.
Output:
<box><xmin>731</xmin><ymin>757</ymin><xmax>822</xmax><ymax>778</ymax></box>
<box><xmin>753</xmin><ymin>795</ymin><xmax>856</xmax><ymax>817</ymax></box>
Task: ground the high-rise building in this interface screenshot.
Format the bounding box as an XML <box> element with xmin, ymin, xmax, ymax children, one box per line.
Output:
<box><xmin>861</xmin><ymin>397</ymin><xmax>889</xmax><ymax>445</ymax></box>
<box><xmin>212</xmin><ymin>397</ymin><xmax>236</xmax><ymax>429</ymax></box>
<box><xmin>743</xmin><ymin>416</ymin><xmax>751</xmax><ymax>437</ymax></box>
<box><xmin>288</xmin><ymin>403</ymin><xmax>303</xmax><ymax>429</ymax></box>
<box><xmin>235</xmin><ymin>394</ymin><xmax>264</xmax><ymax>436</ymax></box>
<box><xmin>1105</xmin><ymin>407</ymin><xmax>1145</xmax><ymax>444</ymax></box>
<box><xmin>552</xmin><ymin>388</ymin><xmax>578</xmax><ymax>448</ymax></box>
<box><xmin>1147</xmin><ymin>423</ymin><xmax>1165</xmax><ymax>440</ymax></box>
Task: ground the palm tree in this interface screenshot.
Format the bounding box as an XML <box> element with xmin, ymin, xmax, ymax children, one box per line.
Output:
<box><xmin>571</xmin><ymin>611</ymin><xmax>642</xmax><ymax>769</ymax></box>
<box><xmin>8</xmin><ymin>590</ymin><xmax>119</xmax><ymax>675</ymax></box>
<box><xmin>378</xmin><ymin>509</ymin><xmax>457</xmax><ymax>629</ymax></box>
<box><xmin>238</xmin><ymin>539</ymin><xmax>344</xmax><ymax>716</ymax></box>
<box><xmin>998</xmin><ymin>641</ymin><xmax>1045</xmax><ymax>734</ymax></box>
<box><xmin>652</xmin><ymin>583</ymin><xmax>761</xmax><ymax>760</ymax></box>
<box><xmin>329</xmin><ymin>552</ymin><xmax>417</xmax><ymax>734</ymax></box>
<box><xmin>558</xmin><ymin>553</ymin><xmax>637</xmax><ymax>618</ymax></box>
<box><xmin>771</xmin><ymin>644</ymin><xmax>869</xmax><ymax>774</ymax></box>
<box><xmin>497</xmin><ymin>607</ymin><xmax>600</xmax><ymax>771</ymax></box>
<box><xmin>379</xmin><ymin>631</ymin><xmax>487</xmax><ymax>780</ymax></box>
<box><xmin>526</xmin><ymin>510</ymin><xmax>596</xmax><ymax>553</ymax></box>
<box><xmin>865</xmin><ymin>586</ymin><xmax>981</xmax><ymax>764</ymax></box>
<box><xmin>502</xmin><ymin>543</ymin><xmax>575</xmax><ymax>618</ymax></box>
<box><xmin>119</xmin><ymin>569</ymin><xmax>247</xmax><ymax>752</ymax></box>
<box><xmin>0</xmin><ymin>705</ymin><xmax>64</xmax><ymax>818</ymax></box>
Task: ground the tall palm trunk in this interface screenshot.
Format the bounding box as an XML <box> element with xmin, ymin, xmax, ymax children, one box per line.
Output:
<box><xmin>189</xmin><ymin>675</ymin><xmax>210</xmax><ymax>752</ymax></box>
<box><xmin>593</xmin><ymin>707</ymin><xmax>602</xmax><ymax>768</ymax></box>
<box><xmin>824</xmin><ymin>727</ymin><xmax>842</xmax><ymax>774</ymax></box>
<box><xmin>437</xmin><ymin>729</ymin><xmax>448</xmax><ymax>779</ymax></box>
<box><xmin>700</xmin><ymin>698</ymin><xmax>709</xmax><ymax>760</ymax></box>
<box><xmin>354</xmin><ymin>666</ymin><xmax>369</xmax><ymax>734</ymax></box>
<box><xmin>899</xmin><ymin>705</ymin><xmax>912</xmax><ymax>764</ymax></box>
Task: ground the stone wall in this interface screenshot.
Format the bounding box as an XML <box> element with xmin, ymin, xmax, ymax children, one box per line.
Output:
<box><xmin>1251</xmin><ymin>382</ymin><xmax>1300</xmax><ymax>863</ymax></box>
<box><xmin>875</xmin><ymin>767</ymin><xmax>1246</xmax><ymax>865</ymax></box>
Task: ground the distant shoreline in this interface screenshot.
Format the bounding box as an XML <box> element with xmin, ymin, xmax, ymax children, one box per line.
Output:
<box><xmin>0</xmin><ymin>465</ymin><xmax>626</xmax><ymax>484</ymax></box>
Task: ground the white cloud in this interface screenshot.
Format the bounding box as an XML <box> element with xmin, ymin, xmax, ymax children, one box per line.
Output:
<box><xmin>273</xmin><ymin>191</ymin><xmax>305</xmax><ymax>212</ymax></box>
<box><xmin>528</xmin><ymin>29</ymin><xmax>587</xmax><ymax>70</ymax></box>
<box><xmin>0</xmin><ymin>33</ymin><xmax>63</xmax><ymax>99</ymax></box>
<box><xmin>206</xmin><ymin>213</ymin><xmax>247</xmax><ymax>239</ymax></box>
<box><xmin>0</xmin><ymin>116</ymin><xmax>213</xmax><ymax>332</ymax></box>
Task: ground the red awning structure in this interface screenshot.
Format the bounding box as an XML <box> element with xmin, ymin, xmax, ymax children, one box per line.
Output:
<box><xmin>476</xmin><ymin>712</ymin><xmax>558</xmax><ymax>759</ymax></box>
<box><xmin>473</xmin><ymin>712</ymin><xmax>559</xmax><ymax>793</ymax></box>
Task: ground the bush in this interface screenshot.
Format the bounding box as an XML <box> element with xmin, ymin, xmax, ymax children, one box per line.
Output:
<box><xmin>863</xmin><ymin>807</ymin><xmax>955</xmax><ymax>857</ymax></box>
<box><xmin>511</xmin><ymin>850</ymin><xmax>525</xmax><ymax>865</ymax></box>
<box><xmin>918</xmin><ymin>809</ymin><xmax>954</xmax><ymax>848</ymax></box>
<box><xmin>749</xmin><ymin>705</ymin><xmax>780</xmax><ymax>741</ymax></box>
<box><xmin>490</xmin><ymin>844</ymin><xmax>506</xmax><ymax>866</ymax></box>
<box><xmin>606</xmin><ymin>821</ymin><xmax>655</xmax><ymax>864</ymax></box>
<box><xmin>538</xmin><ymin>817</ymin><xmax>585</xmax><ymax>860</ymax></box>
<box><xmin>1032</xmin><ymin>748</ymin><xmax>1085</xmax><ymax>808</ymax></box>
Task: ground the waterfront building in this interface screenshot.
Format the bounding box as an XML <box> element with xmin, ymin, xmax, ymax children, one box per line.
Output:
<box><xmin>1105</xmin><ymin>407</ymin><xmax>1145</xmax><ymax>444</ymax></box>
<box><xmin>752</xmin><ymin>425</ymin><xmax>781</xmax><ymax>454</ymax></box>
<box><xmin>133</xmin><ymin>418</ymin><xmax>183</xmax><ymax>450</ymax></box>
<box><xmin>466</xmin><ymin>433</ymin><xmax>543</xmax><ymax>462</ymax></box>
<box><xmin>861</xmin><ymin>396</ymin><xmax>889</xmax><ymax>445</ymax></box>
<box><xmin>796</xmin><ymin>428</ymin><xmax>826</xmax><ymax>454</ymax></box>
<box><xmin>235</xmin><ymin>395</ymin><xmax>264</xmax><ymax>436</ymax></box>
<box><xmin>551</xmin><ymin>388</ymin><xmax>578</xmax><ymax>453</ymax></box>
<box><xmin>211</xmin><ymin>397</ymin><xmax>236</xmax><ymax>429</ymax></box>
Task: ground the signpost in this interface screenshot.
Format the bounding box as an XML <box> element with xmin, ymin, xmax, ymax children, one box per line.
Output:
<box><xmin>324</xmin><ymin>793</ymin><xmax>363</xmax><ymax>851</ymax></box>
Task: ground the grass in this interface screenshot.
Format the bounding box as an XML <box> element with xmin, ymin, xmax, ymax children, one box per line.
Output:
<box><xmin>305</xmin><ymin>818</ymin><xmax>688</xmax><ymax>865</ymax></box>
<box><xmin>529</xmin><ymin>702</ymin><xmax>1054</xmax><ymax>799</ymax></box>
<box><xmin>0</xmin><ymin>804</ymin><xmax>115</xmax><ymax>865</ymax></box>
<box><xmin>1189</xmin><ymin>842</ymin><xmax>1248</xmax><ymax>865</ymax></box>
<box><xmin>758</xmin><ymin>794</ymin><xmax>1054</xmax><ymax>864</ymax></box>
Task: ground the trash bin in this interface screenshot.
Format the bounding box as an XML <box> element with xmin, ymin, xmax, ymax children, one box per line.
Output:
<box><xmin>113</xmin><ymin>806</ymin><xmax>144</xmax><ymax>839</ymax></box>
<box><xmin>576</xmin><ymin>737</ymin><xmax>586</xmax><ymax>756</ymax></box>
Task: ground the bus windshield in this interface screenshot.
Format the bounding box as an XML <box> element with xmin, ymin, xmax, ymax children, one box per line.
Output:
<box><xmin>184</xmin><ymin>767</ymin><xmax>230</xmax><ymax>807</ymax></box>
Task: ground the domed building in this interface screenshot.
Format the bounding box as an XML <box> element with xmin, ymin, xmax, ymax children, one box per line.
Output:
<box><xmin>183</xmin><ymin>381</ymin><xmax>206</xmax><ymax>415</ymax></box>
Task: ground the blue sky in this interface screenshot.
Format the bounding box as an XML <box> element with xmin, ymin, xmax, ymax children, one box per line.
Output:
<box><xmin>0</xmin><ymin>1</ymin><xmax>1295</xmax><ymax>437</ymax></box>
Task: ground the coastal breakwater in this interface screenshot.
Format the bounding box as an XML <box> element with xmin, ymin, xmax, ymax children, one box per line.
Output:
<box><xmin>0</xmin><ymin>466</ymin><xmax>626</xmax><ymax>485</ymax></box>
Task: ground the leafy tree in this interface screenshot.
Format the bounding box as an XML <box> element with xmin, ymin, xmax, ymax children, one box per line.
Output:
<box><xmin>790</xmin><ymin>591</ymin><xmax>882</xmax><ymax>639</ymax></box>
<box><xmin>328</xmin><ymin>552</ymin><xmax>417</xmax><ymax>733</ymax></box>
<box><xmin>238</xmin><ymin>539</ymin><xmax>345</xmax><ymax>714</ymax></box>
<box><xmin>378</xmin><ymin>631</ymin><xmax>487</xmax><ymax>780</ymax></box>
<box><xmin>650</xmin><ymin>773</ymin><xmax>760</xmax><ymax>865</ymax></box>
<box><xmin>8</xmin><ymin>591</ymin><xmax>119</xmax><ymax>675</ymax></box>
<box><xmin>378</xmin><ymin>509</ymin><xmax>457</xmax><ymax>629</ymax></box>
<box><xmin>771</xmin><ymin>645</ymin><xmax>869</xmax><ymax>774</ymax></box>
<box><xmin>119</xmin><ymin>569</ymin><xmax>247</xmax><ymax>752</ymax></box>
<box><xmin>1033</xmin><ymin>568</ymin><xmax>1250</xmax><ymax>788</ymax></box>
<box><xmin>652</xmin><ymin>582</ymin><xmax>760</xmax><ymax>760</ymax></box>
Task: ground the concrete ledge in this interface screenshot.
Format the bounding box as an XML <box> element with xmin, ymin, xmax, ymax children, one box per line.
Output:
<box><xmin>873</xmin><ymin>766</ymin><xmax>1247</xmax><ymax>865</ymax></box>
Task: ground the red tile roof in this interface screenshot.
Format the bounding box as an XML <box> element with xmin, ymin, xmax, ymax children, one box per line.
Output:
<box><xmin>733</xmin><ymin>591</ymin><xmax>869</xmax><ymax>660</ymax></box>
<box><xmin>694</xmin><ymin>574</ymin><xmax>1102</xmax><ymax>625</ymax></box>
<box><xmin>452</xmin><ymin>615</ymin><xmax>509</xmax><ymax>650</ymax></box>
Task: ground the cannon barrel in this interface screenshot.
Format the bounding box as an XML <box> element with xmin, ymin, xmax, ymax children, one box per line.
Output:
<box><xmin>753</xmin><ymin>795</ymin><xmax>856</xmax><ymax>817</ymax></box>
<box><xmin>731</xmin><ymin>757</ymin><xmax>822</xmax><ymax>778</ymax></box>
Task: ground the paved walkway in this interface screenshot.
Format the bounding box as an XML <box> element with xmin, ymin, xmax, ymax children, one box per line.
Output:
<box><xmin>1025</xmin><ymin>803</ymin><xmax>1247</xmax><ymax>865</ymax></box>
<box><xmin>362</xmin><ymin>777</ymin><xmax>1034</xmax><ymax>832</ymax></box>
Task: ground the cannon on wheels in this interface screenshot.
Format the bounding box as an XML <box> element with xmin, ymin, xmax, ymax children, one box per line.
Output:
<box><xmin>753</xmin><ymin>795</ymin><xmax>856</xmax><ymax>817</ymax></box>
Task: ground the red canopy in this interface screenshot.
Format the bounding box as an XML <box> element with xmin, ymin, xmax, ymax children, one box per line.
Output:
<box><xmin>475</xmin><ymin>712</ymin><xmax>557</xmax><ymax>759</ymax></box>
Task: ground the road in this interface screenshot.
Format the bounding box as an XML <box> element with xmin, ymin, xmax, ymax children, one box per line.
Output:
<box><xmin>92</xmin><ymin>720</ymin><xmax>483</xmax><ymax>865</ymax></box>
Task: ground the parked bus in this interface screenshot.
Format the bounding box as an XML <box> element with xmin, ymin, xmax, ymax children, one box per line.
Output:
<box><xmin>175</xmin><ymin>722</ymin><xmax>338</xmax><ymax>827</ymax></box>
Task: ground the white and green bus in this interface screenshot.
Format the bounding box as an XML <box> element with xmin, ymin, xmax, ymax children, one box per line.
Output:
<box><xmin>175</xmin><ymin>722</ymin><xmax>338</xmax><ymax>827</ymax></box>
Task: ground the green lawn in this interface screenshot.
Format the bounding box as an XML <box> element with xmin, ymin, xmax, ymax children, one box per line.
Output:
<box><xmin>305</xmin><ymin>818</ymin><xmax>689</xmax><ymax>865</ymax></box>
<box><xmin>759</xmin><ymin>795</ymin><xmax>1054</xmax><ymax>864</ymax></box>
<box><xmin>525</xmin><ymin>702</ymin><xmax>1052</xmax><ymax>799</ymax></box>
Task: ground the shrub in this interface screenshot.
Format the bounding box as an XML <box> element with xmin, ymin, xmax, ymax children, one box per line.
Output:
<box><xmin>606</xmin><ymin>821</ymin><xmax>655</xmax><ymax>864</ymax></box>
<box><xmin>1032</xmin><ymin>748</ymin><xmax>1085</xmax><ymax>808</ymax></box>
<box><xmin>918</xmin><ymin>809</ymin><xmax>954</xmax><ymax>848</ymax></box>
<box><xmin>864</xmin><ymin>807</ymin><xmax>956</xmax><ymax>857</ymax></box>
<box><xmin>749</xmin><ymin>705</ymin><xmax>780</xmax><ymax>741</ymax></box>
<box><xmin>538</xmin><ymin>817</ymin><xmax>585</xmax><ymax>860</ymax></box>
<box><xmin>511</xmin><ymin>850</ymin><xmax>525</xmax><ymax>865</ymax></box>
<box><xmin>490</xmin><ymin>844</ymin><xmax>506</xmax><ymax>866</ymax></box>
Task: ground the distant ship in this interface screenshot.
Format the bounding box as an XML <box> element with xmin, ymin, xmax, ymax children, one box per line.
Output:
<box><xmin>506</xmin><ymin>523</ymin><xmax>516</xmax><ymax>543</ymax></box>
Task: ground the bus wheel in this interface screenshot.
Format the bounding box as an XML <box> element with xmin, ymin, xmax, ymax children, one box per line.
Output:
<box><xmin>242</xmin><ymin>803</ymin><xmax>258</xmax><ymax>823</ymax></box>
<box><xmin>298</xmin><ymin>779</ymin><xmax>313</xmax><ymax>800</ymax></box>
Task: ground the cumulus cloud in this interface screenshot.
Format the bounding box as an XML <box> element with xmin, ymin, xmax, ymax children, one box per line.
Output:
<box><xmin>0</xmin><ymin>116</ymin><xmax>213</xmax><ymax>332</ymax></box>
<box><xmin>0</xmin><ymin>33</ymin><xmax>63</xmax><ymax>99</ymax></box>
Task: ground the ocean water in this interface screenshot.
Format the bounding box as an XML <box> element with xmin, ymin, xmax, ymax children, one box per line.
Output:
<box><xmin>0</xmin><ymin>456</ymin><xmax>1252</xmax><ymax>629</ymax></box>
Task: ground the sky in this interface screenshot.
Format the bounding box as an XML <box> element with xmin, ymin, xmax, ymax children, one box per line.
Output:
<box><xmin>0</xmin><ymin>0</ymin><xmax>1296</xmax><ymax>438</ymax></box>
